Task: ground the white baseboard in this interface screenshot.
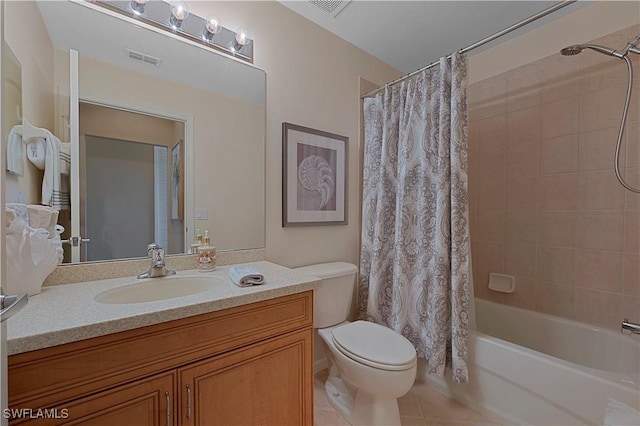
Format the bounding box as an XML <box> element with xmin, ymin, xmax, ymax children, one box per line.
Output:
<box><xmin>314</xmin><ymin>357</ymin><xmax>328</xmax><ymax>374</ymax></box>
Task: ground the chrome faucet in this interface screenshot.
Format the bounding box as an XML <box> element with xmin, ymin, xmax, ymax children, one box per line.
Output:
<box><xmin>621</xmin><ymin>318</ymin><xmax>640</xmax><ymax>335</ymax></box>
<box><xmin>137</xmin><ymin>243</ymin><xmax>176</xmax><ymax>279</ymax></box>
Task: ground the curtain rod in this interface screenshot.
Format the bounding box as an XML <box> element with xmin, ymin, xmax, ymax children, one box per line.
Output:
<box><xmin>361</xmin><ymin>0</ymin><xmax>577</xmax><ymax>99</ymax></box>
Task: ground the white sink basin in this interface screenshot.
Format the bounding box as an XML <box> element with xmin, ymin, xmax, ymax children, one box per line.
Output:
<box><xmin>95</xmin><ymin>275</ymin><xmax>220</xmax><ymax>304</ymax></box>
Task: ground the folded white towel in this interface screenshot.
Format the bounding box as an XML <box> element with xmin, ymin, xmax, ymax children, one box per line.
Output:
<box><xmin>6</xmin><ymin>125</ymin><xmax>24</xmax><ymax>176</ymax></box>
<box><xmin>229</xmin><ymin>266</ymin><xmax>265</xmax><ymax>287</ymax></box>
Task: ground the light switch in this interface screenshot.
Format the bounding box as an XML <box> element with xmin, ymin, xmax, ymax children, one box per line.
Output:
<box><xmin>195</xmin><ymin>208</ymin><xmax>208</xmax><ymax>220</ymax></box>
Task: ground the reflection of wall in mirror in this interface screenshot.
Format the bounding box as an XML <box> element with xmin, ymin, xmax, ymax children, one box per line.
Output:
<box><xmin>4</xmin><ymin>1</ymin><xmax>56</xmax><ymax>206</ymax></box>
<box><xmin>53</xmin><ymin>51</ymin><xmax>265</xmax><ymax>252</ymax></box>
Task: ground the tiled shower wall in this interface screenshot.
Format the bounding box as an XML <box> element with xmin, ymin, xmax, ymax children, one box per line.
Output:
<box><xmin>468</xmin><ymin>25</ymin><xmax>640</xmax><ymax>331</ymax></box>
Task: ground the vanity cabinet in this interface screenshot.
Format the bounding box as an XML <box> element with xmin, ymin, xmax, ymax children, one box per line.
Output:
<box><xmin>8</xmin><ymin>291</ymin><xmax>313</xmax><ymax>425</ymax></box>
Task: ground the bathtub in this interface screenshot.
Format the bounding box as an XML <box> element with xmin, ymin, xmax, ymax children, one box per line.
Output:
<box><xmin>421</xmin><ymin>299</ymin><xmax>640</xmax><ymax>425</ymax></box>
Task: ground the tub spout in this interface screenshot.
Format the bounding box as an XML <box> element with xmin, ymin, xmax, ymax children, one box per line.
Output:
<box><xmin>621</xmin><ymin>318</ymin><xmax>640</xmax><ymax>335</ymax></box>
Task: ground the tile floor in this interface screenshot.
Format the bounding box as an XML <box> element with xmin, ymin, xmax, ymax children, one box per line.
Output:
<box><xmin>314</xmin><ymin>370</ymin><xmax>504</xmax><ymax>426</ymax></box>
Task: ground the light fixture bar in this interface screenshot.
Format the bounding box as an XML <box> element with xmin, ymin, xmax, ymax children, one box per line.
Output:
<box><xmin>93</xmin><ymin>0</ymin><xmax>253</xmax><ymax>63</ymax></box>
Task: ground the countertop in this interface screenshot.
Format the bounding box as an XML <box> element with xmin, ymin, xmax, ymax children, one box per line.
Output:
<box><xmin>7</xmin><ymin>261</ymin><xmax>320</xmax><ymax>355</ymax></box>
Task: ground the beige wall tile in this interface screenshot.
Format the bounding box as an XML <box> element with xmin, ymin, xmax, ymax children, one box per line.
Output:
<box><xmin>478</xmin><ymin>115</ymin><xmax>508</xmax><ymax>149</ymax></box>
<box><xmin>573</xmin><ymin>288</ymin><xmax>621</xmax><ymax>329</ymax></box>
<box><xmin>477</xmin><ymin>209</ymin><xmax>505</xmax><ymax>242</ymax></box>
<box><xmin>537</xmin><ymin>212</ymin><xmax>577</xmax><ymax>247</ymax></box>
<box><xmin>624</xmin><ymin>211</ymin><xmax>640</xmax><ymax>253</ymax></box>
<box><xmin>539</xmin><ymin>135</ymin><xmax>579</xmax><ymax>174</ymax></box>
<box><xmin>537</xmin><ymin>247</ymin><xmax>576</xmax><ymax>285</ymax></box>
<box><xmin>478</xmin><ymin>175</ymin><xmax>505</xmax><ymax>212</ymax></box>
<box><xmin>576</xmin><ymin>211</ymin><xmax>625</xmax><ymax>251</ymax></box>
<box><xmin>574</xmin><ymin>250</ymin><xmax>623</xmax><ymax>292</ymax></box>
<box><xmin>505</xmin><ymin>211</ymin><xmax>537</xmax><ymax>245</ymax></box>
<box><xmin>538</xmin><ymin>174</ymin><xmax>578</xmax><ymax>210</ymax></box>
<box><xmin>627</xmin><ymin>122</ymin><xmax>639</xmax><ymax>168</ymax></box>
<box><xmin>535</xmin><ymin>282</ymin><xmax>574</xmax><ymax>319</ymax></box>
<box><xmin>507</xmin><ymin>142</ymin><xmax>539</xmax><ymax>177</ymax></box>
<box><xmin>477</xmin><ymin>144</ymin><xmax>506</xmax><ymax>180</ymax></box>
<box><xmin>624</xmin><ymin>168</ymin><xmax>640</xmax><ymax>211</ymax></box>
<box><xmin>622</xmin><ymin>252</ymin><xmax>640</xmax><ymax>296</ymax></box>
<box><xmin>477</xmin><ymin>80</ymin><xmax>507</xmax><ymax>120</ymax></box>
<box><xmin>578</xmin><ymin>127</ymin><xmax>624</xmax><ymax>171</ymax></box>
<box><xmin>540</xmin><ymin>96</ymin><xmax>580</xmax><ymax>139</ymax></box>
<box><xmin>502</xmin><ymin>277</ymin><xmax>536</xmax><ymax>310</ymax></box>
<box><xmin>507</xmin><ymin>69</ymin><xmax>541</xmax><ymax>112</ymax></box>
<box><xmin>474</xmin><ymin>241</ymin><xmax>505</xmax><ymax>303</ymax></box>
<box><xmin>507</xmin><ymin>106</ymin><xmax>540</xmax><ymax>146</ymax></box>
<box><xmin>577</xmin><ymin>170</ymin><xmax>627</xmax><ymax>210</ymax></box>
<box><xmin>540</xmin><ymin>54</ymin><xmax>580</xmax><ymax>104</ymax></box>
<box><xmin>622</xmin><ymin>295</ymin><xmax>640</xmax><ymax>323</ymax></box>
<box><xmin>580</xmin><ymin>84</ymin><xmax>628</xmax><ymax>132</ymax></box>
<box><xmin>580</xmin><ymin>60</ymin><xmax>628</xmax><ymax>94</ymax></box>
<box><xmin>504</xmin><ymin>243</ymin><xmax>537</xmax><ymax>279</ymax></box>
<box><xmin>506</xmin><ymin>176</ymin><xmax>538</xmax><ymax>211</ymax></box>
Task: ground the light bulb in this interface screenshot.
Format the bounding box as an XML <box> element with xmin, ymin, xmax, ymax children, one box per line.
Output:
<box><xmin>230</xmin><ymin>27</ymin><xmax>252</xmax><ymax>52</ymax></box>
<box><xmin>235</xmin><ymin>27</ymin><xmax>251</xmax><ymax>47</ymax></box>
<box><xmin>202</xmin><ymin>14</ymin><xmax>222</xmax><ymax>42</ymax></box>
<box><xmin>129</xmin><ymin>0</ymin><xmax>149</xmax><ymax>16</ymax></box>
<box><xmin>169</xmin><ymin>1</ymin><xmax>189</xmax><ymax>29</ymax></box>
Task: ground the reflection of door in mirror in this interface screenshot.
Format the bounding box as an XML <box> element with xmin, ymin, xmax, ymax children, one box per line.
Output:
<box><xmin>74</xmin><ymin>103</ymin><xmax>185</xmax><ymax>263</ymax></box>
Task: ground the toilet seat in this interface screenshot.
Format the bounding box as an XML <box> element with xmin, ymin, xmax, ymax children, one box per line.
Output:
<box><xmin>331</xmin><ymin>321</ymin><xmax>417</xmax><ymax>371</ymax></box>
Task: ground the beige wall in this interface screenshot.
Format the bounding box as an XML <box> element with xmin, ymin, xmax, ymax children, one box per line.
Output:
<box><xmin>186</xmin><ymin>1</ymin><xmax>402</xmax><ymax>268</ymax></box>
<box><xmin>4</xmin><ymin>1</ymin><xmax>55</xmax><ymax>205</ymax></box>
<box><xmin>468</xmin><ymin>21</ymin><xmax>640</xmax><ymax>331</ymax></box>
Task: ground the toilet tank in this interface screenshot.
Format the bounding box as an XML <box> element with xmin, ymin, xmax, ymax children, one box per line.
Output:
<box><xmin>294</xmin><ymin>262</ymin><xmax>358</xmax><ymax>328</ymax></box>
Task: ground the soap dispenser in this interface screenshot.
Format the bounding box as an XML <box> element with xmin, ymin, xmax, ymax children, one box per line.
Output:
<box><xmin>197</xmin><ymin>230</ymin><xmax>216</xmax><ymax>272</ymax></box>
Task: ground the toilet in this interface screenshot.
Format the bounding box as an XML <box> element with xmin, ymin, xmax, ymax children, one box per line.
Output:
<box><xmin>295</xmin><ymin>262</ymin><xmax>417</xmax><ymax>426</ymax></box>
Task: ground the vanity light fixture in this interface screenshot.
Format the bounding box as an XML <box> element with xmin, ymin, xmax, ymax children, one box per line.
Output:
<box><xmin>128</xmin><ymin>0</ymin><xmax>149</xmax><ymax>17</ymax></box>
<box><xmin>202</xmin><ymin>14</ymin><xmax>222</xmax><ymax>42</ymax></box>
<box><xmin>168</xmin><ymin>0</ymin><xmax>189</xmax><ymax>30</ymax></box>
<box><xmin>94</xmin><ymin>0</ymin><xmax>254</xmax><ymax>63</ymax></box>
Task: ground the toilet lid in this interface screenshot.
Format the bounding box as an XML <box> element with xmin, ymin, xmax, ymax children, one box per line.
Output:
<box><xmin>332</xmin><ymin>321</ymin><xmax>416</xmax><ymax>371</ymax></box>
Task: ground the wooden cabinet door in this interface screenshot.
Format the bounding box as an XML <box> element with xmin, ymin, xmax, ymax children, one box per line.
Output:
<box><xmin>14</xmin><ymin>372</ymin><xmax>176</xmax><ymax>426</ymax></box>
<box><xmin>178</xmin><ymin>329</ymin><xmax>313</xmax><ymax>426</ymax></box>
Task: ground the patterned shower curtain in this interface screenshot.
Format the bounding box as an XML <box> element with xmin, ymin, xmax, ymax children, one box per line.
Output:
<box><xmin>359</xmin><ymin>53</ymin><xmax>472</xmax><ymax>383</ymax></box>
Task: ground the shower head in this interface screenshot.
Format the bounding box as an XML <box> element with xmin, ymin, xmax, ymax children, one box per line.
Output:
<box><xmin>560</xmin><ymin>44</ymin><xmax>623</xmax><ymax>58</ymax></box>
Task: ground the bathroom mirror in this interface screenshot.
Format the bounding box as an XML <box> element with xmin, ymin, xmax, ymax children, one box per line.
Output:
<box><xmin>3</xmin><ymin>0</ymin><xmax>266</xmax><ymax>263</ymax></box>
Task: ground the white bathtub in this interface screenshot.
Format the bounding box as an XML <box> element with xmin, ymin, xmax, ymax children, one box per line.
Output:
<box><xmin>422</xmin><ymin>299</ymin><xmax>640</xmax><ymax>425</ymax></box>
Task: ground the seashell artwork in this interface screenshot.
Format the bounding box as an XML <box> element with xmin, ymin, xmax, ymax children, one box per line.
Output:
<box><xmin>297</xmin><ymin>155</ymin><xmax>335</xmax><ymax>210</ymax></box>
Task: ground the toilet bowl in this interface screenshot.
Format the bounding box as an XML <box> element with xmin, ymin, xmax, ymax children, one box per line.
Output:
<box><xmin>294</xmin><ymin>262</ymin><xmax>417</xmax><ymax>426</ymax></box>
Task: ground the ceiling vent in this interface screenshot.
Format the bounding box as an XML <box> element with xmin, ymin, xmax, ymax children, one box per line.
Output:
<box><xmin>125</xmin><ymin>48</ymin><xmax>162</xmax><ymax>67</ymax></box>
<box><xmin>308</xmin><ymin>0</ymin><xmax>351</xmax><ymax>18</ymax></box>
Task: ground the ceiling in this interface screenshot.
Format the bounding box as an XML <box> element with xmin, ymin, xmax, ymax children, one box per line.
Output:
<box><xmin>280</xmin><ymin>1</ymin><xmax>589</xmax><ymax>73</ymax></box>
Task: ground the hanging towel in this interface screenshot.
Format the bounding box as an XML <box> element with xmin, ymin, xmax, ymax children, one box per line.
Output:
<box><xmin>26</xmin><ymin>138</ymin><xmax>46</xmax><ymax>169</ymax></box>
<box><xmin>27</xmin><ymin>130</ymin><xmax>70</xmax><ymax>210</ymax></box>
<box><xmin>59</xmin><ymin>141</ymin><xmax>71</xmax><ymax>175</ymax></box>
<box><xmin>229</xmin><ymin>266</ymin><xmax>265</xmax><ymax>287</ymax></box>
<box><xmin>6</xmin><ymin>125</ymin><xmax>24</xmax><ymax>176</ymax></box>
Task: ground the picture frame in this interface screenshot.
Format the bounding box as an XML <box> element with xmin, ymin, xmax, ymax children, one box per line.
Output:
<box><xmin>171</xmin><ymin>139</ymin><xmax>184</xmax><ymax>220</ymax></box>
<box><xmin>282</xmin><ymin>123</ymin><xmax>348</xmax><ymax>227</ymax></box>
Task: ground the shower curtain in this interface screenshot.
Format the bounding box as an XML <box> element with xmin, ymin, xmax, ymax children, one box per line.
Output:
<box><xmin>359</xmin><ymin>53</ymin><xmax>471</xmax><ymax>383</ymax></box>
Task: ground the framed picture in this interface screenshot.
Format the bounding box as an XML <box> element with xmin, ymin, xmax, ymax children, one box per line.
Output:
<box><xmin>282</xmin><ymin>123</ymin><xmax>348</xmax><ymax>227</ymax></box>
<box><xmin>171</xmin><ymin>139</ymin><xmax>184</xmax><ymax>220</ymax></box>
